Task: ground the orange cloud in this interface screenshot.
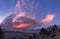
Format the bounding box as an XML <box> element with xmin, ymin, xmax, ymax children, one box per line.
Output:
<box><xmin>40</xmin><ymin>14</ymin><xmax>55</xmax><ymax>24</ymax></box>
<box><xmin>13</xmin><ymin>23</ymin><xmax>32</xmax><ymax>29</ymax></box>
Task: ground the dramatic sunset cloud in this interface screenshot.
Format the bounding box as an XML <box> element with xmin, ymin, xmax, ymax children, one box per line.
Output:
<box><xmin>1</xmin><ymin>13</ymin><xmax>55</xmax><ymax>29</ymax></box>
<box><xmin>40</xmin><ymin>14</ymin><xmax>55</xmax><ymax>24</ymax></box>
<box><xmin>0</xmin><ymin>0</ymin><xmax>56</xmax><ymax>30</ymax></box>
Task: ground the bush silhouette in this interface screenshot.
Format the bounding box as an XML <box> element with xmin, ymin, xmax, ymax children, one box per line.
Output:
<box><xmin>0</xmin><ymin>26</ymin><xmax>4</xmax><ymax>39</ymax></box>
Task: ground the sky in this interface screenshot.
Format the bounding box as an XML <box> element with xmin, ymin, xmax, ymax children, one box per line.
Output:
<box><xmin>0</xmin><ymin>0</ymin><xmax>60</xmax><ymax>29</ymax></box>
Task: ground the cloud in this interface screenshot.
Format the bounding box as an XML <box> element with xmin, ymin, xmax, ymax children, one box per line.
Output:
<box><xmin>1</xmin><ymin>13</ymin><xmax>55</xmax><ymax>30</ymax></box>
<box><xmin>1</xmin><ymin>13</ymin><xmax>39</xmax><ymax>29</ymax></box>
<box><xmin>0</xmin><ymin>0</ymin><xmax>56</xmax><ymax>30</ymax></box>
<box><xmin>13</xmin><ymin>16</ymin><xmax>38</xmax><ymax>29</ymax></box>
<box><xmin>40</xmin><ymin>14</ymin><xmax>55</xmax><ymax>24</ymax></box>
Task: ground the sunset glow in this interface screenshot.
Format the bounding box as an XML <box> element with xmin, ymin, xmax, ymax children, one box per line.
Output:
<box><xmin>41</xmin><ymin>14</ymin><xmax>55</xmax><ymax>24</ymax></box>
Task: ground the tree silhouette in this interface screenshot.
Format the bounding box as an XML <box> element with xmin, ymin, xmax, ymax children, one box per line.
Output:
<box><xmin>28</xmin><ymin>25</ymin><xmax>59</xmax><ymax>39</ymax></box>
<box><xmin>48</xmin><ymin>25</ymin><xmax>58</xmax><ymax>39</ymax></box>
<box><xmin>51</xmin><ymin>25</ymin><xmax>58</xmax><ymax>33</ymax></box>
<box><xmin>32</xmin><ymin>33</ymin><xmax>37</xmax><ymax>39</ymax></box>
<box><xmin>39</xmin><ymin>28</ymin><xmax>48</xmax><ymax>39</ymax></box>
<box><xmin>0</xmin><ymin>26</ymin><xmax>4</xmax><ymax>39</ymax></box>
<box><xmin>39</xmin><ymin>28</ymin><xmax>47</xmax><ymax>35</ymax></box>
